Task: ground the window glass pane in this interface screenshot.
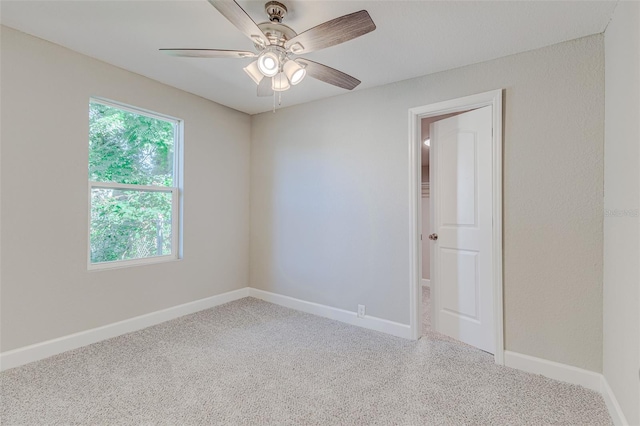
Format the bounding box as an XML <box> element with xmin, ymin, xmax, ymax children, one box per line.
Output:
<box><xmin>89</xmin><ymin>102</ymin><xmax>175</xmax><ymax>186</ymax></box>
<box><xmin>90</xmin><ymin>188</ymin><xmax>173</xmax><ymax>263</ymax></box>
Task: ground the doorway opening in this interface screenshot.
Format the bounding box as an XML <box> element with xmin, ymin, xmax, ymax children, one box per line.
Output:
<box><xmin>408</xmin><ymin>90</ymin><xmax>504</xmax><ymax>365</ymax></box>
<box><xmin>419</xmin><ymin>111</ymin><xmax>470</xmax><ymax>334</ymax></box>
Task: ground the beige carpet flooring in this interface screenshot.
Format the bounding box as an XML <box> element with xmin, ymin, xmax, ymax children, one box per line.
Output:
<box><xmin>422</xmin><ymin>285</ymin><xmax>431</xmax><ymax>332</ymax></box>
<box><xmin>1</xmin><ymin>296</ymin><xmax>612</xmax><ymax>425</ymax></box>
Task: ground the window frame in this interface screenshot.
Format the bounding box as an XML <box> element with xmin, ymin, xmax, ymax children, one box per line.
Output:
<box><xmin>87</xmin><ymin>97</ymin><xmax>183</xmax><ymax>271</ymax></box>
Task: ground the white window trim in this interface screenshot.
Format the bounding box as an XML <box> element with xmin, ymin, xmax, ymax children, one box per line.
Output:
<box><xmin>88</xmin><ymin>98</ymin><xmax>183</xmax><ymax>271</ymax></box>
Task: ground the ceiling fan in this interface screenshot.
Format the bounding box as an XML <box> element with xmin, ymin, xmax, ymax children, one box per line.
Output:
<box><xmin>160</xmin><ymin>0</ymin><xmax>376</xmax><ymax>97</ymax></box>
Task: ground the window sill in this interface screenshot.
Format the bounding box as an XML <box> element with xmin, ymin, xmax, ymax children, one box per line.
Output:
<box><xmin>88</xmin><ymin>255</ymin><xmax>181</xmax><ymax>272</ymax></box>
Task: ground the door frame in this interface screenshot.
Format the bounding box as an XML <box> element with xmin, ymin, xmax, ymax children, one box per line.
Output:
<box><xmin>408</xmin><ymin>89</ymin><xmax>504</xmax><ymax>365</ymax></box>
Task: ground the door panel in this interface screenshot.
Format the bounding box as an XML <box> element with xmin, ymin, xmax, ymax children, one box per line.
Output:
<box><xmin>430</xmin><ymin>106</ymin><xmax>494</xmax><ymax>353</ymax></box>
<box><xmin>440</xmin><ymin>130</ymin><xmax>477</xmax><ymax>227</ymax></box>
<box><xmin>440</xmin><ymin>248</ymin><xmax>479</xmax><ymax>320</ymax></box>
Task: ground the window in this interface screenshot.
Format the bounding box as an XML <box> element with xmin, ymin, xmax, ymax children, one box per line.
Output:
<box><xmin>88</xmin><ymin>98</ymin><xmax>182</xmax><ymax>269</ymax></box>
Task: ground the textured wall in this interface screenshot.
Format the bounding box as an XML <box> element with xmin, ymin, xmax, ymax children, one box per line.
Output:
<box><xmin>603</xmin><ymin>1</ymin><xmax>640</xmax><ymax>424</ymax></box>
<box><xmin>251</xmin><ymin>35</ymin><xmax>604</xmax><ymax>372</ymax></box>
<box><xmin>0</xmin><ymin>27</ymin><xmax>251</xmax><ymax>352</ymax></box>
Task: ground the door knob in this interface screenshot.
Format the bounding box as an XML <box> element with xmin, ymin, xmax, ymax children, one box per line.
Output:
<box><xmin>428</xmin><ymin>233</ymin><xmax>438</xmax><ymax>241</ymax></box>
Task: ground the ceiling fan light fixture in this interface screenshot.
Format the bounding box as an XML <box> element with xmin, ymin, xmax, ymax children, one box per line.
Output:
<box><xmin>243</xmin><ymin>60</ymin><xmax>264</xmax><ymax>85</ymax></box>
<box><xmin>272</xmin><ymin>72</ymin><xmax>291</xmax><ymax>91</ymax></box>
<box><xmin>283</xmin><ymin>60</ymin><xmax>306</xmax><ymax>85</ymax></box>
<box><xmin>257</xmin><ymin>50</ymin><xmax>279</xmax><ymax>77</ymax></box>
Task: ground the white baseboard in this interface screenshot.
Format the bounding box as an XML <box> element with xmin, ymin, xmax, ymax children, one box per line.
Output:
<box><xmin>0</xmin><ymin>287</ymin><xmax>250</xmax><ymax>372</ymax></box>
<box><xmin>504</xmin><ymin>350</ymin><xmax>631</xmax><ymax>425</ymax></box>
<box><xmin>421</xmin><ymin>279</ymin><xmax>430</xmax><ymax>288</ymax></box>
<box><xmin>600</xmin><ymin>375</ymin><xmax>630</xmax><ymax>426</ymax></box>
<box><xmin>1</xmin><ymin>288</ymin><xmax>629</xmax><ymax>425</ymax></box>
<box><xmin>248</xmin><ymin>288</ymin><xmax>411</xmax><ymax>339</ymax></box>
<box><xmin>504</xmin><ymin>350</ymin><xmax>602</xmax><ymax>391</ymax></box>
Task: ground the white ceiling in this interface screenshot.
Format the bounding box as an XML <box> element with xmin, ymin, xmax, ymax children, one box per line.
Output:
<box><xmin>1</xmin><ymin>0</ymin><xmax>617</xmax><ymax>115</ymax></box>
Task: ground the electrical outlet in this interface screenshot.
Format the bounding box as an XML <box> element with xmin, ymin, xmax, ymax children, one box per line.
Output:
<box><xmin>357</xmin><ymin>304</ymin><xmax>366</xmax><ymax>318</ymax></box>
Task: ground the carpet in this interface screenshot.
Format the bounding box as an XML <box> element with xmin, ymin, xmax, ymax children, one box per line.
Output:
<box><xmin>422</xmin><ymin>285</ymin><xmax>431</xmax><ymax>332</ymax></box>
<box><xmin>1</xmin><ymin>297</ymin><xmax>612</xmax><ymax>425</ymax></box>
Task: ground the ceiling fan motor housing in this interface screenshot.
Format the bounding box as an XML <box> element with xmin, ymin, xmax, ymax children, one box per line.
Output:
<box><xmin>257</xmin><ymin>22</ymin><xmax>297</xmax><ymax>48</ymax></box>
<box><xmin>259</xmin><ymin>1</ymin><xmax>294</xmax><ymax>48</ymax></box>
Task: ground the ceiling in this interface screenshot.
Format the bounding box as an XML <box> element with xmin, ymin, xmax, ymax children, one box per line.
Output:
<box><xmin>1</xmin><ymin>0</ymin><xmax>617</xmax><ymax>115</ymax></box>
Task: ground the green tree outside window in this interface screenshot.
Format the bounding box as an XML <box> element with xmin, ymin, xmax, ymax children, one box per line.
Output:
<box><xmin>89</xmin><ymin>101</ymin><xmax>178</xmax><ymax>264</ymax></box>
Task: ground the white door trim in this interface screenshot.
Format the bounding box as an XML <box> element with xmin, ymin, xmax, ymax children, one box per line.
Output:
<box><xmin>408</xmin><ymin>89</ymin><xmax>504</xmax><ymax>365</ymax></box>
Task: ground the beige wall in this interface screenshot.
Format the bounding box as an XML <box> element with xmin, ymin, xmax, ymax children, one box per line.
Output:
<box><xmin>603</xmin><ymin>1</ymin><xmax>640</xmax><ymax>424</ymax></box>
<box><xmin>0</xmin><ymin>26</ymin><xmax>251</xmax><ymax>352</ymax></box>
<box><xmin>251</xmin><ymin>35</ymin><xmax>604</xmax><ymax>372</ymax></box>
<box><xmin>421</xmin><ymin>197</ymin><xmax>430</xmax><ymax>280</ymax></box>
<box><xmin>421</xmin><ymin>166</ymin><xmax>429</xmax><ymax>183</ymax></box>
<box><xmin>420</xmin><ymin>165</ymin><xmax>430</xmax><ymax>280</ymax></box>
<box><xmin>0</xmin><ymin>26</ymin><xmax>609</xmax><ymax>376</ymax></box>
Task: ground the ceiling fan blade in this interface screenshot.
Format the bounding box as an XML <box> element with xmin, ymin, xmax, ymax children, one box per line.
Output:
<box><xmin>257</xmin><ymin>78</ymin><xmax>273</xmax><ymax>97</ymax></box>
<box><xmin>160</xmin><ymin>49</ymin><xmax>256</xmax><ymax>58</ymax></box>
<box><xmin>207</xmin><ymin>0</ymin><xmax>270</xmax><ymax>47</ymax></box>
<box><xmin>297</xmin><ymin>59</ymin><xmax>361</xmax><ymax>90</ymax></box>
<box><xmin>285</xmin><ymin>10</ymin><xmax>375</xmax><ymax>54</ymax></box>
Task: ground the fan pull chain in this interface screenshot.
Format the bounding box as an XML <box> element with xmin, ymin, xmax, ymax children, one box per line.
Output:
<box><xmin>273</xmin><ymin>90</ymin><xmax>276</xmax><ymax>113</ymax></box>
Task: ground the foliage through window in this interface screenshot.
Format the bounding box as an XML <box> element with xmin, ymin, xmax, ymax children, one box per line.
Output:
<box><xmin>89</xmin><ymin>99</ymin><xmax>181</xmax><ymax>268</ymax></box>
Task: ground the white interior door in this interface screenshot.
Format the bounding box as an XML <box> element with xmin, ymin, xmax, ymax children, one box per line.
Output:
<box><xmin>430</xmin><ymin>106</ymin><xmax>494</xmax><ymax>353</ymax></box>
